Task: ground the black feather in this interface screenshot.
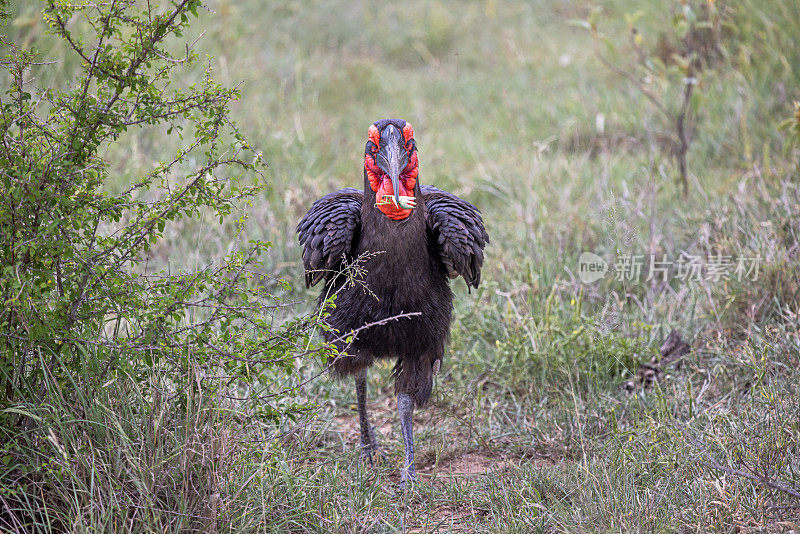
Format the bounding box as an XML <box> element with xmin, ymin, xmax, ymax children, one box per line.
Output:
<box><xmin>421</xmin><ymin>185</ymin><xmax>489</xmax><ymax>290</ymax></box>
<box><xmin>296</xmin><ymin>187</ymin><xmax>362</xmax><ymax>288</ymax></box>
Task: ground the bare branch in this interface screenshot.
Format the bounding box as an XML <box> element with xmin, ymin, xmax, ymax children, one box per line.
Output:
<box><xmin>684</xmin><ymin>430</ymin><xmax>800</xmax><ymax>500</ymax></box>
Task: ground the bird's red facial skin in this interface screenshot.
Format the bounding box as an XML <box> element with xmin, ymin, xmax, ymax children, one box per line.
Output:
<box><xmin>368</xmin><ymin>124</ymin><xmax>381</xmax><ymax>149</ymax></box>
<box><xmin>402</xmin><ymin>123</ymin><xmax>414</xmax><ymax>143</ymax></box>
<box><xmin>364</xmin><ymin>147</ymin><xmax>418</xmax><ymax>221</ymax></box>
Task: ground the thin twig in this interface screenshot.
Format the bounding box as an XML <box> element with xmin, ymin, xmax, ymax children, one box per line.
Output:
<box><xmin>684</xmin><ymin>431</ymin><xmax>800</xmax><ymax>500</ymax></box>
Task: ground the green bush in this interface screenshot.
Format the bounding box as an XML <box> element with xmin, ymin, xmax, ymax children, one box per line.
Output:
<box><xmin>0</xmin><ymin>1</ymin><xmax>330</xmax><ymax>528</ymax></box>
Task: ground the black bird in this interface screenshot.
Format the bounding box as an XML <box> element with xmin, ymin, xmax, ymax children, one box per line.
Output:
<box><xmin>297</xmin><ymin>119</ymin><xmax>488</xmax><ymax>485</ymax></box>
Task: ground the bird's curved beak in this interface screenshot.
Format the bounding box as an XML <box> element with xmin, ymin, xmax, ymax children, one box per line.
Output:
<box><xmin>375</xmin><ymin>125</ymin><xmax>409</xmax><ymax>209</ymax></box>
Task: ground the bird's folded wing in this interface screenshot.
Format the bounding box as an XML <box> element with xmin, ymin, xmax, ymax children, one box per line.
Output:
<box><xmin>296</xmin><ymin>187</ymin><xmax>363</xmax><ymax>288</ymax></box>
<box><xmin>422</xmin><ymin>185</ymin><xmax>489</xmax><ymax>290</ymax></box>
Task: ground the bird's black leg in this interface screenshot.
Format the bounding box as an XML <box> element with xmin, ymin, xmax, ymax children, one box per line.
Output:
<box><xmin>355</xmin><ymin>369</ymin><xmax>380</xmax><ymax>463</ymax></box>
<box><xmin>398</xmin><ymin>392</ymin><xmax>416</xmax><ymax>487</ymax></box>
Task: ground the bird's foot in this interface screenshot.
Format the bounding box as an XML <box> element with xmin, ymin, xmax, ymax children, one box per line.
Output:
<box><xmin>398</xmin><ymin>467</ymin><xmax>417</xmax><ymax>490</ymax></box>
<box><xmin>359</xmin><ymin>442</ymin><xmax>385</xmax><ymax>466</ymax></box>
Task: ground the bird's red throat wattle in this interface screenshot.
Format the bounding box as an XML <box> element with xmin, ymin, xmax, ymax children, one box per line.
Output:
<box><xmin>364</xmin><ymin>123</ymin><xmax>419</xmax><ymax>220</ymax></box>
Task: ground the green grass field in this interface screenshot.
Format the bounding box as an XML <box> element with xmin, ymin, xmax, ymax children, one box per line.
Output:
<box><xmin>4</xmin><ymin>0</ymin><xmax>800</xmax><ymax>531</ymax></box>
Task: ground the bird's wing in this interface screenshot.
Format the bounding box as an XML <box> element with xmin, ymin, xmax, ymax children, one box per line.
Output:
<box><xmin>422</xmin><ymin>185</ymin><xmax>489</xmax><ymax>290</ymax></box>
<box><xmin>296</xmin><ymin>187</ymin><xmax>363</xmax><ymax>288</ymax></box>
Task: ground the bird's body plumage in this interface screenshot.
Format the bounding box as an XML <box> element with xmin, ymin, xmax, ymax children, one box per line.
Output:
<box><xmin>296</xmin><ymin>119</ymin><xmax>488</xmax><ymax>484</ymax></box>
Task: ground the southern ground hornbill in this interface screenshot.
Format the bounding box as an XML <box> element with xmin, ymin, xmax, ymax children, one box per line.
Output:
<box><xmin>297</xmin><ymin>119</ymin><xmax>489</xmax><ymax>485</ymax></box>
